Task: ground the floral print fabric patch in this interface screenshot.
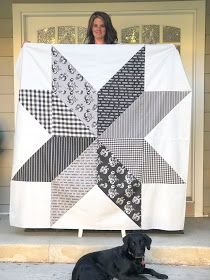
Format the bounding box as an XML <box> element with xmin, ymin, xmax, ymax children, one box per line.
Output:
<box><xmin>97</xmin><ymin>144</ymin><xmax>142</xmax><ymax>226</ymax></box>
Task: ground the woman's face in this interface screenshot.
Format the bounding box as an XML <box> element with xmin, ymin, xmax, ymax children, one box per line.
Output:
<box><xmin>92</xmin><ymin>17</ymin><xmax>106</xmax><ymax>43</ymax></box>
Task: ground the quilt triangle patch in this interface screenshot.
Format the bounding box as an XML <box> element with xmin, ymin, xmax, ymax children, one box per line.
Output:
<box><xmin>11</xmin><ymin>103</ymin><xmax>51</xmax><ymax>177</ymax></box>
<box><xmin>19</xmin><ymin>89</ymin><xmax>51</xmax><ymax>133</ymax></box>
<box><xmin>99</xmin><ymin>138</ymin><xmax>185</xmax><ymax>184</ymax></box>
<box><xmin>12</xmin><ymin>136</ymin><xmax>95</xmax><ymax>182</ymax></box>
<box><xmin>100</xmin><ymin>138</ymin><xmax>143</xmax><ymax>181</ymax></box>
<box><xmin>97</xmin><ymin>47</ymin><xmax>145</xmax><ymax>136</ymax></box>
<box><xmin>52</xmin><ymin>93</ymin><xmax>94</xmax><ymax>137</ymax></box>
<box><xmin>100</xmin><ymin>91</ymin><xmax>190</xmax><ymax>139</ymax></box>
<box><xmin>97</xmin><ymin>144</ymin><xmax>142</xmax><ymax>227</ymax></box>
<box><xmin>51</xmin><ymin>140</ymin><xmax>98</xmax><ymax>225</ymax></box>
<box><xmin>51</xmin><ymin>47</ymin><xmax>97</xmax><ymax>136</ymax></box>
<box><xmin>51</xmin><ymin>185</ymin><xmax>140</xmax><ymax>229</ymax></box>
<box><xmin>54</xmin><ymin>44</ymin><xmax>145</xmax><ymax>92</ymax></box>
<box><xmin>145</xmin><ymin>93</ymin><xmax>192</xmax><ymax>181</ymax></box>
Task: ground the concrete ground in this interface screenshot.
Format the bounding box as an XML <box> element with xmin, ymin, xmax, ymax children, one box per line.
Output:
<box><xmin>0</xmin><ymin>263</ymin><xmax>210</xmax><ymax>280</ymax></box>
<box><xmin>1</xmin><ymin>215</ymin><xmax>210</xmax><ymax>265</ymax></box>
<box><xmin>1</xmin><ymin>215</ymin><xmax>210</xmax><ymax>247</ymax></box>
<box><xmin>1</xmin><ymin>216</ymin><xmax>210</xmax><ymax>279</ymax></box>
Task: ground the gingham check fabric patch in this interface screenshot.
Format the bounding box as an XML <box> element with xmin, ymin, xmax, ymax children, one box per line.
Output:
<box><xmin>52</xmin><ymin>94</ymin><xmax>94</xmax><ymax>137</ymax></box>
<box><xmin>19</xmin><ymin>89</ymin><xmax>51</xmax><ymax>133</ymax></box>
<box><xmin>100</xmin><ymin>138</ymin><xmax>185</xmax><ymax>184</ymax></box>
<box><xmin>100</xmin><ymin>138</ymin><xmax>143</xmax><ymax>181</ymax></box>
<box><xmin>142</xmin><ymin>140</ymin><xmax>185</xmax><ymax>184</ymax></box>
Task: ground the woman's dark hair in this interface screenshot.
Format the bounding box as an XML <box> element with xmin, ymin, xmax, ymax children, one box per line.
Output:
<box><xmin>85</xmin><ymin>11</ymin><xmax>118</xmax><ymax>44</ymax></box>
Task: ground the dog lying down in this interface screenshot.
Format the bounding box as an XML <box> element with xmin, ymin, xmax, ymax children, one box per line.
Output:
<box><xmin>72</xmin><ymin>232</ymin><xmax>168</xmax><ymax>280</ymax></box>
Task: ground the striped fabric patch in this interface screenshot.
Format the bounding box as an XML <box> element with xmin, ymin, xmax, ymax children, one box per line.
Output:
<box><xmin>12</xmin><ymin>136</ymin><xmax>95</xmax><ymax>182</ymax></box>
<box><xmin>100</xmin><ymin>91</ymin><xmax>190</xmax><ymax>139</ymax></box>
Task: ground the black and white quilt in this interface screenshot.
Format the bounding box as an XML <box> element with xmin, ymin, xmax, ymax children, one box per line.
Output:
<box><xmin>10</xmin><ymin>43</ymin><xmax>191</xmax><ymax>230</ymax></box>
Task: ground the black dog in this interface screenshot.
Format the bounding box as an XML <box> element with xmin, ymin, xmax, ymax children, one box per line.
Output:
<box><xmin>72</xmin><ymin>232</ymin><xmax>168</xmax><ymax>280</ymax></box>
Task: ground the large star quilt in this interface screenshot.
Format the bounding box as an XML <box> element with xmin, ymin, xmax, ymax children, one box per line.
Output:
<box><xmin>10</xmin><ymin>43</ymin><xmax>191</xmax><ymax>230</ymax></box>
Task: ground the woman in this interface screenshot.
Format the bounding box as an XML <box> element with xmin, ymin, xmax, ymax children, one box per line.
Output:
<box><xmin>86</xmin><ymin>11</ymin><xmax>118</xmax><ymax>44</ymax></box>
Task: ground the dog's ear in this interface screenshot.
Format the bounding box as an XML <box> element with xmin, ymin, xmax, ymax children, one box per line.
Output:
<box><xmin>143</xmin><ymin>234</ymin><xmax>152</xmax><ymax>250</ymax></box>
<box><xmin>122</xmin><ymin>234</ymin><xmax>130</xmax><ymax>251</ymax></box>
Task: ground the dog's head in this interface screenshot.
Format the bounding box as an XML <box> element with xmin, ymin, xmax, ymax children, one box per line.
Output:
<box><xmin>122</xmin><ymin>233</ymin><xmax>152</xmax><ymax>259</ymax></box>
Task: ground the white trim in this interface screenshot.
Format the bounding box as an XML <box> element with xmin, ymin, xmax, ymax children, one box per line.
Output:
<box><xmin>191</xmin><ymin>2</ymin><xmax>205</xmax><ymax>216</ymax></box>
<box><xmin>12</xmin><ymin>1</ymin><xmax>205</xmax><ymax>217</ymax></box>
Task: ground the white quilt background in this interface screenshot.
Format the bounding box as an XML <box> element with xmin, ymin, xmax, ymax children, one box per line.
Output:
<box><xmin>10</xmin><ymin>44</ymin><xmax>191</xmax><ymax>230</ymax></box>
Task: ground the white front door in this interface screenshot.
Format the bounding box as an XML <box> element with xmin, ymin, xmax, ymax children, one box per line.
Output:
<box><xmin>13</xmin><ymin>1</ymin><xmax>205</xmax><ymax>216</ymax></box>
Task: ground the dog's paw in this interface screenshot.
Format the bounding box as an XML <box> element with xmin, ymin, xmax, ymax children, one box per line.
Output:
<box><xmin>157</xmin><ymin>274</ymin><xmax>168</xmax><ymax>279</ymax></box>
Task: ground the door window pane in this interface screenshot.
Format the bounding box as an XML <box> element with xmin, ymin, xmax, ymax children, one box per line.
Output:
<box><xmin>58</xmin><ymin>26</ymin><xmax>76</xmax><ymax>44</ymax></box>
<box><xmin>37</xmin><ymin>27</ymin><xmax>55</xmax><ymax>43</ymax></box>
<box><xmin>163</xmin><ymin>26</ymin><xmax>181</xmax><ymax>42</ymax></box>
<box><xmin>78</xmin><ymin>27</ymin><xmax>87</xmax><ymax>44</ymax></box>
<box><xmin>121</xmin><ymin>26</ymin><xmax>139</xmax><ymax>44</ymax></box>
<box><xmin>142</xmin><ymin>25</ymin><xmax>160</xmax><ymax>44</ymax></box>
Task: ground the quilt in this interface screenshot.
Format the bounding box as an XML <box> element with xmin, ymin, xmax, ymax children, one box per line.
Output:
<box><xmin>10</xmin><ymin>43</ymin><xmax>191</xmax><ymax>230</ymax></box>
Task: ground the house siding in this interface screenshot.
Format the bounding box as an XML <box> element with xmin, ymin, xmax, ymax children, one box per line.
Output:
<box><xmin>0</xmin><ymin>0</ymin><xmax>209</xmax><ymax>215</ymax></box>
<box><xmin>0</xmin><ymin>0</ymin><xmax>13</xmax><ymax>213</ymax></box>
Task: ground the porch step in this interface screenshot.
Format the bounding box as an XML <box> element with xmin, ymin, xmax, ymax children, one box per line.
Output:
<box><xmin>0</xmin><ymin>215</ymin><xmax>210</xmax><ymax>266</ymax></box>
